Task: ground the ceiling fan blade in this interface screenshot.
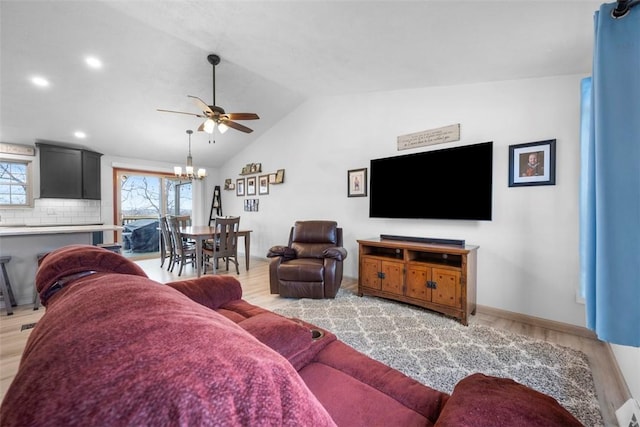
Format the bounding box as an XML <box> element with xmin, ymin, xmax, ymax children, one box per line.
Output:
<box><xmin>188</xmin><ymin>95</ymin><xmax>214</xmax><ymax>115</ymax></box>
<box><xmin>157</xmin><ymin>108</ymin><xmax>205</xmax><ymax>118</ymax></box>
<box><xmin>222</xmin><ymin>119</ymin><xmax>253</xmax><ymax>133</ymax></box>
<box><xmin>226</xmin><ymin>113</ymin><xmax>260</xmax><ymax>121</ymax></box>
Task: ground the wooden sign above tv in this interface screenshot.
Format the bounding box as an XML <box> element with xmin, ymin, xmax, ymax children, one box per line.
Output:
<box><xmin>397</xmin><ymin>123</ymin><xmax>460</xmax><ymax>151</ymax></box>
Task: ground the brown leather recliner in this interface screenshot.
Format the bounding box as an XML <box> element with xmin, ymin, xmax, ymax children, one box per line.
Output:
<box><xmin>267</xmin><ymin>220</ymin><xmax>347</xmax><ymax>299</ymax></box>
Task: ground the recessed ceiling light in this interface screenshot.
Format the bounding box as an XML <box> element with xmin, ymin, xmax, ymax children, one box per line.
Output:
<box><xmin>85</xmin><ymin>56</ymin><xmax>102</xmax><ymax>69</ymax></box>
<box><xmin>74</xmin><ymin>131</ymin><xmax>87</xmax><ymax>139</ymax></box>
<box><xmin>31</xmin><ymin>76</ymin><xmax>50</xmax><ymax>87</ymax></box>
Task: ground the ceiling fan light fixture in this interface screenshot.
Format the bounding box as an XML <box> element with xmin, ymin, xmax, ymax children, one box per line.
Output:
<box><xmin>203</xmin><ymin>118</ymin><xmax>216</xmax><ymax>134</ymax></box>
<box><xmin>157</xmin><ymin>54</ymin><xmax>258</xmax><ymax>135</ymax></box>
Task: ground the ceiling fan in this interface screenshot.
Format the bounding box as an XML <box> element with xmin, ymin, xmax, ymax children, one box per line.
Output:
<box><xmin>157</xmin><ymin>54</ymin><xmax>259</xmax><ymax>137</ymax></box>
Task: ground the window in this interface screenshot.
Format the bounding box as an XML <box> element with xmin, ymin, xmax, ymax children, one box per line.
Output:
<box><xmin>0</xmin><ymin>159</ymin><xmax>33</xmax><ymax>207</ymax></box>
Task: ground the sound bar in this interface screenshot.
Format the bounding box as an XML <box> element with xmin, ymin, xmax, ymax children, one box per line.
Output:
<box><xmin>380</xmin><ymin>234</ymin><xmax>465</xmax><ymax>247</ymax></box>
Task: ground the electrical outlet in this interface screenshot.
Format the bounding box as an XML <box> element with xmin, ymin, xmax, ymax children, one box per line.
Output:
<box><xmin>616</xmin><ymin>399</ymin><xmax>640</xmax><ymax>427</ymax></box>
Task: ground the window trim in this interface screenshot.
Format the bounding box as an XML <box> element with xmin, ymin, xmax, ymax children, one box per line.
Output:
<box><xmin>0</xmin><ymin>158</ymin><xmax>34</xmax><ymax>208</ymax></box>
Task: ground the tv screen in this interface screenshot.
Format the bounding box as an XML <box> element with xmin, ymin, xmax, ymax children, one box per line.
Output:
<box><xmin>369</xmin><ymin>141</ymin><xmax>493</xmax><ymax>220</ymax></box>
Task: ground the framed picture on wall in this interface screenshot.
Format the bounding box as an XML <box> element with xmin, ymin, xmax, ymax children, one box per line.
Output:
<box><xmin>347</xmin><ymin>168</ymin><xmax>367</xmax><ymax>197</ymax></box>
<box><xmin>508</xmin><ymin>139</ymin><xmax>556</xmax><ymax>187</ymax></box>
<box><xmin>246</xmin><ymin>176</ymin><xmax>257</xmax><ymax>195</ymax></box>
<box><xmin>258</xmin><ymin>174</ymin><xmax>269</xmax><ymax>195</ymax></box>
<box><xmin>236</xmin><ymin>178</ymin><xmax>245</xmax><ymax>196</ymax></box>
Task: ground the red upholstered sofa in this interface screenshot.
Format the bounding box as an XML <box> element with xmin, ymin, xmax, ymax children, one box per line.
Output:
<box><xmin>0</xmin><ymin>245</ymin><xmax>583</xmax><ymax>426</ymax></box>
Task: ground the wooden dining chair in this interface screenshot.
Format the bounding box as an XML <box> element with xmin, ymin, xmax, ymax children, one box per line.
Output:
<box><xmin>203</xmin><ymin>216</ymin><xmax>240</xmax><ymax>275</ymax></box>
<box><xmin>167</xmin><ymin>216</ymin><xmax>197</xmax><ymax>276</ymax></box>
<box><xmin>159</xmin><ymin>216</ymin><xmax>175</xmax><ymax>271</ymax></box>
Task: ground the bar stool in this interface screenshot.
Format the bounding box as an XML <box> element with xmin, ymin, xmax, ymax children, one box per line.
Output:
<box><xmin>34</xmin><ymin>252</ymin><xmax>49</xmax><ymax>310</ymax></box>
<box><xmin>0</xmin><ymin>256</ymin><xmax>17</xmax><ymax>316</ymax></box>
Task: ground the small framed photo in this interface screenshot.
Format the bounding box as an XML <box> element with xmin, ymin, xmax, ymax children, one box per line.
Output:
<box><xmin>509</xmin><ymin>139</ymin><xmax>556</xmax><ymax>187</ymax></box>
<box><xmin>236</xmin><ymin>178</ymin><xmax>245</xmax><ymax>196</ymax></box>
<box><xmin>275</xmin><ymin>169</ymin><xmax>285</xmax><ymax>184</ymax></box>
<box><xmin>246</xmin><ymin>176</ymin><xmax>257</xmax><ymax>195</ymax></box>
<box><xmin>244</xmin><ymin>198</ymin><xmax>259</xmax><ymax>212</ymax></box>
<box><xmin>258</xmin><ymin>174</ymin><xmax>269</xmax><ymax>195</ymax></box>
<box><xmin>268</xmin><ymin>173</ymin><xmax>277</xmax><ymax>183</ymax></box>
<box><xmin>347</xmin><ymin>168</ymin><xmax>367</xmax><ymax>197</ymax></box>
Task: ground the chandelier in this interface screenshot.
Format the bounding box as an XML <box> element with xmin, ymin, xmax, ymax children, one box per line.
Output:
<box><xmin>174</xmin><ymin>130</ymin><xmax>206</xmax><ymax>180</ymax></box>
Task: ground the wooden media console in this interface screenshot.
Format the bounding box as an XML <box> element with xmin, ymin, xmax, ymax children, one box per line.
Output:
<box><xmin>357</xmin><ymin>238</ymin><xmax>478</xmax><ymax>325</ymax></box>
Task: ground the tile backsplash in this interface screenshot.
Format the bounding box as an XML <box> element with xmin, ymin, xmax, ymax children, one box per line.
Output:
<box><xmin>0</xmin><ymin>199</ymin><xmax>102</xmax><ymax>226</ymax></box>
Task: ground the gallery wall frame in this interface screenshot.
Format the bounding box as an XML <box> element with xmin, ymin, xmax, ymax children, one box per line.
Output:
<box><xmin>508</xmin><ymin>139</ymin><xmax>556</xmax><ymax>187</ymax></box>
<box><xmin>246</xmin><ymin>176</ymin><xmax>257</xmax><ymax>196</ymax></box>
<box><xmin>348</xmin><ymin>168</ymin><xmax>367</xmax><ymax>197</ymax></box>
<box><xmin>236</xmin><ymin>178</ymin><xmax>245</xmax><ymax>196</ymax></box>
<box><xmin>258</xmin><ymin>174</ymin><xmax>269</xmax><ymax>195</ymax></box>
<box><xmin>244</xmin><ymin>198</ymin><xmax>259</xmax><ymax>212</ymax></box>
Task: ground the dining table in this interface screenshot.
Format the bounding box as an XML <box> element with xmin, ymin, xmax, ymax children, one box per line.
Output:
<box><xmin>179</xmin><ymin>226</ymin><xmax>252</xmax><ymax>277</ymax></box>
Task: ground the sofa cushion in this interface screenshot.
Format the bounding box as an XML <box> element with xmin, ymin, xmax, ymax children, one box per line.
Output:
<box><xmin>292</xmin><ymin>220</ymin><xmax>338</xmax><ymax>245</ymax></box>
<box><xmin>278</xmin><ymin>258</ymin><xmax>324</xmax><ymax>281</ymax></box>
<box><xmin>434</xmin><ymin>373</ymin><xmax>583</xmax><ymax>426</ymax></box>
<box><xmin>239</xmin><ymin>313</ymin><xmax>336</xmax><ymax>371</ymax></box>
<box><xmin>165</xmin><ymin>275</ymin><xmax>243</xmax><ymax>309</ymax></box>
<box><xmin>300</xmin><ymin>363</ymin><xmax>435</xmax><ymax>427</ymax></box>
<box><xmin>310</xmin><ymin>340</ymin><xmax>448</xmax><ymax>424</ymax></box>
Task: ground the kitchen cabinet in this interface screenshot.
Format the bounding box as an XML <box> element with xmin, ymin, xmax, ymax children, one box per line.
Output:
<box><xmin>37</xmin><ymin>143</ymin><xmax>102</xmax><ymax>199</ymax></box>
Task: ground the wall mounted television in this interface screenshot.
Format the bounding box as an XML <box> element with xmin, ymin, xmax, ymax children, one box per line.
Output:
<box><xmin>369</xmin><ymin>141</ymin><xmax>493</xmax><ymax>220</ymax></box>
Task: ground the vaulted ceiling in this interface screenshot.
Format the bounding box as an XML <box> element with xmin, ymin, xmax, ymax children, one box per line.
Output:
<box><xmin>0</xmin><ymin>1</ymin><xmax>602</xmax><ymax>167</ymax></box>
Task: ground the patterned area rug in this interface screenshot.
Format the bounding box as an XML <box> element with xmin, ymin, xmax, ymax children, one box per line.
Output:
<box><xmin>274</xmin><ymin>288</ymin><xmax>604</xmax><ymax>426</ymax></box>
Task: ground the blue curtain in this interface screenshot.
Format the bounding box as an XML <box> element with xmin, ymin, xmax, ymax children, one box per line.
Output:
<box><xmin>580</xmin><ymin>2</ymin><xmax>640</xmax><ymax>347</ymax></box>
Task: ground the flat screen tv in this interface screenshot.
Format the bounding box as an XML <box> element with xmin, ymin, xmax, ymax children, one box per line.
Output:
<box><xmin>369</xmin><ymin>141</ymin><xmax>493</xmax><ymax>220</ymax></box>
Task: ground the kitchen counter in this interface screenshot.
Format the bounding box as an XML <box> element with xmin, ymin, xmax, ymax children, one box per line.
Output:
<box><xmin>0</xmin><ymin>224</ymin><xmax>123</xmax><ymax>307</ymax></box>
<box><xmin>0</xmin><ymin>224</ymin><xmax>122</xmax><ymax>237</ymax></box>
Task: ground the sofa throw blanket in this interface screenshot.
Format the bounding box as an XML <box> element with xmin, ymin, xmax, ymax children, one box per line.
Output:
<box><xmin>0</xmin><ymin>245</ymin><xmax>336</xmax><ymax>427</ymax></box>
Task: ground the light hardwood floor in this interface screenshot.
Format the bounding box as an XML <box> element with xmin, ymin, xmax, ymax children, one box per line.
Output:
<box><xmin>0</xmin><ymin>256</ymin><xmax>628</xmax><ymax>425</ymax></box>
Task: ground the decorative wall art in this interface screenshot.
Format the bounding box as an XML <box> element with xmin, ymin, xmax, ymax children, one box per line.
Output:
<box><xmin>236</xmin><ymin>178</ymin><xmax>245</xmax><ymax>196</ymax></box>
<box><xmin>244</xmin><ymin>199</ymin><xmax>259</xmax><ymax>212</ymax></box>
<box><xmin>348</xmin><ymin>168</ymin><xmax>367</xmax><ymax>197</ymax></box>
<box><xmin>246</xmin><ymin>176</ymin><xmax>257</xmax><ymax>195</ymax></box>
<box><xmin>397</xmin><ymin>123</ymin><xmax>460</xmax><ymax>151</ymax></box>
<box><xmin>224</xmin><ymin>178</ymin><xmax>235</xmax><ymax>190</ymax></box>
<box><xmin>508</xmin><ymin>139</ymin><xmax>556</xmax><ymax>187</ymax></box>
<box><xmin>274</xmin><ymin>169</ymin><xmax>285</xmax><ymax>184</ymax></box>
<box><xmin>241</xmin><ymin>163</ymin><xmax>262</xmax><ymax>175</ymax></box>
<box><xmin>258</xmin><ymin>175</ymin><xmax>269</xmax><ymax>195</ymax></box>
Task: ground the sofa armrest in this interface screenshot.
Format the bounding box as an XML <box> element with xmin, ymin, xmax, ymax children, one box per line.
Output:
<box><xmin>166</xmin><ymin>276</ymin><xmax>243</xmax><ymax>309</ymax></box>
<box><xmin>322</xmin><ymin>247</ymin><xmax>347</xmax><ymax>261</ymax></box>
<box><xmin>267</xmin><ymin>245</ymin><xmax>296</xmax><ymax>260</ymax></box>
<box><xmin>434</xmin><ymin>373</ymin><xmax>583</xmax><ymax>426</ymax></box>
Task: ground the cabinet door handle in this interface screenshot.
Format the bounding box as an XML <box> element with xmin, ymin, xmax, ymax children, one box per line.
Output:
<box><xmin>426</xmin><ymin>280</ymin><xmax>437</xmax><ymax>289</ymax></box>
<box><xmin>378</xmin><ymin>272</ymin><xmax>386</xmax><ymax>279</ymax></box>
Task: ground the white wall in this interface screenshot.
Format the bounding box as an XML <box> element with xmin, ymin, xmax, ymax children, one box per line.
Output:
<box><xmin>216</xmin><ymin>74</ymin><xmax>638</xmax><ymax>401</ymax></box>
<box><xmin>221</xmin><ymin>74</ymin><xmax>585</xmax><ymax>324</ymax></box>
